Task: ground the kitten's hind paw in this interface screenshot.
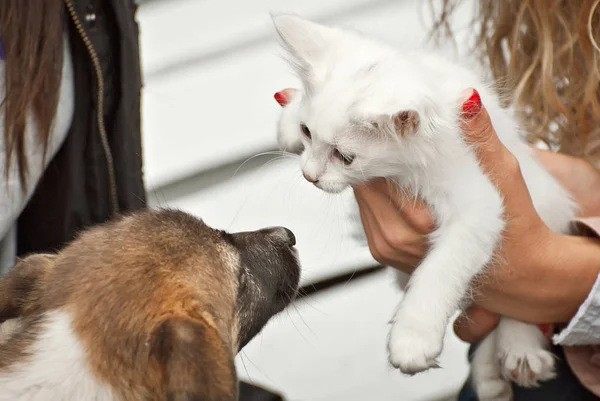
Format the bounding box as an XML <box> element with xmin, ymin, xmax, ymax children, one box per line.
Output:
<box><xmin>387</xmin><ymin>322</ymin><xmax>444</xmax><ymax>374</ymax></box>
<box><xmin>499</xmin><ymin>348</ymin><xmax>556</xmax><ymax>387</ymax></box>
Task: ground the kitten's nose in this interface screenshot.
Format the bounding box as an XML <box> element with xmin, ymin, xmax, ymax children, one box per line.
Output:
<box><xmin>302</xmin><ymin>172</ymin><xmax>319</xmax><ymax>184</ymax></box>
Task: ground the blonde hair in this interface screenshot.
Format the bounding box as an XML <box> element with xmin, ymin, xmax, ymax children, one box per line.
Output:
<box><xmin>429</xmin><ymin>0</ymin><xmax>600</xmax><ymax>160</ymax></box>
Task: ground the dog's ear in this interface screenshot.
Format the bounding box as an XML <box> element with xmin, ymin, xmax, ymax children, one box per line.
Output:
<box><xmin>151</xmin><ymin>316</ymin><xmax>237</xmax><ymax>401</ymax></box>
<box><xmin>0</xmin><ymin>254</ymin><xmax>55</xmax><ymax>322</ymax></box>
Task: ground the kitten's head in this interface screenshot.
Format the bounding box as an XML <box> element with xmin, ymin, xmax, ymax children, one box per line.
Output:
<box><xmin>272</xmin><ymin>15</ymin><xmax>442</xmax><ymax>193</ymax></box>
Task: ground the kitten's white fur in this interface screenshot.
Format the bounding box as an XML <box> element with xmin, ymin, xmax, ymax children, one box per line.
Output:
<box><xmin>0</xmin><ymin>311</ymin><xmax>116</xmax><ymax>401</ymax></box>
<box><xmin>272</xmin><ymin>15</ymin><xmax>576</xmax><ymax>401</ymax></box>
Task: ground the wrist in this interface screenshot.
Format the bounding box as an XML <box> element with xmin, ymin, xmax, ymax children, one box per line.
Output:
<box><xmin>546</xmin><ymin>233</ymin><xmax>600</xmax><ymax>323</ymax></box>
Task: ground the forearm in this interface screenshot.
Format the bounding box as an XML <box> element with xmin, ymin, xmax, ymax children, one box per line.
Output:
<box><xmin>477</xmin><ymin>232</ymin><xmax>600</xmax><ymax>326</ymax></box>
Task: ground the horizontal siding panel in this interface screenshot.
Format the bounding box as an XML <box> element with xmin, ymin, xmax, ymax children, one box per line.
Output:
<box><xmin>139</xmin><ymin>0</ymin><xmax>399</xmax><ymax>80</ymax></box>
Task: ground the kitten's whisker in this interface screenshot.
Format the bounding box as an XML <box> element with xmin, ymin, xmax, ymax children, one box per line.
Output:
<box><xmin>226</xmin><ymin>162</ymin><xmax>297</xmax><ymax>231</ymax></box>
<box><xmin>356</xmin><ymin>158</ymin><xmax>367</xmax><ymax>181</ymax></box>
<box><xmin>233</xmin><ymin>150</ymin><xmax>293</xmax><ymax>178</ymax></box>
<box><xmin>256</xmin><ymin>155</ymin><xmax>289</xmax><ymax>173</ymax></box>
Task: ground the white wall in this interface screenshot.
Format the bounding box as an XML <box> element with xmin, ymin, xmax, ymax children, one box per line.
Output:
<box><xmin>137</xmin><ymin>1</ymin><xmax>476</xmax><ymax>399</ymax></box>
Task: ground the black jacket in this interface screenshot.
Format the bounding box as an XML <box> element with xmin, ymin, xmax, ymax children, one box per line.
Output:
<box><xmin>17</xmin><ymin>0</ymin><xmax>146</xmax><ymax>256</ymax></box>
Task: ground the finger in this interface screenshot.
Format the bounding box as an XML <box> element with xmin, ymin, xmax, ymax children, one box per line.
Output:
<box><xmin>353</xmin><ymin>182</ymin><xmax>401</xmax><ymax>224</ymax></box>
<box><xmin>453</xmin><ymin>305</ymin><xmax>500</xmax><ymax>343</ymax></box>
<box><xmin>458</xmin><ymin>89</ymin><xmax>521</xmax><ymax>175</ymax></box>
<box><xmin>458</xmin><ymin>89</ymin><xmax>535</xmax><ymax>213</ymax></box>
<box><xmin>274</xmin><ymin>88</ymin><xmax>297</xmax><ymax>106</ymax></box>
<box><xmin>353</xmin><ymin>184</ymin><xmax>418</xmax><ymax>243</ymax></box>
<box><xmin>355</xmin><ymin>193</ymin><xmax>394</xmax><ymax>265</ymax></box>
<box><xmin>357</xmin><ymin>179</ymin><xmax>434</xmax><ymax>234</ymax></box>
<box><xmin>356</xmin><ymin>197</ymin><xmax>387</xmax><ymax>264</ymax></box>
<box><xmin>458</xmin><ymin>89</ymin><xmax>507</xmax><ymax>164</ymax></box>
<box><xmin>355</xmin><ymin>194</ymin><xmax>377</xmax><ymax>247</ymax></box>
<box><xmin>354</xmin><ymin>189</ymin><xmax>421</xmax><ymax>270</ymax></box>
<box><xmin>398</xmin><ymin>200</ymin><xmax>436</xmax><ymax>234</ymax></box>
<box><xmin>364</xmin><ymin>178</ymin><xmax>411</xmax><ymax>210</ymax></box>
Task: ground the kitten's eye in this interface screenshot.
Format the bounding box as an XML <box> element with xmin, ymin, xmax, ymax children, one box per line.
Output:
<box><xmin>333</xmin><ymin>149</ymin><xmax>355</xmax><ymax>166</ymax></box>
<box><xmin>300</xmin><ymin>124</ymin><xmax>312</xmax><ymax>139</ymax></box>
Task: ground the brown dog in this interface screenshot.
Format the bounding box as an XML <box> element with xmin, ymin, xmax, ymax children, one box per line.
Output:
<box><xmin>0</xmin><ymin>209</ymin><xmax>300</xmax><ymax>401</ymax></box>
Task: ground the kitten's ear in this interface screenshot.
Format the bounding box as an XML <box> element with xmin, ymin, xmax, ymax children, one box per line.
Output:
<box><xmin>390</xmin><ymin>110</ymin><xmax>420</xmax><ymax>136</ymax></box>
<box><xmin>271</xmin><ymin>14</ymin><xmax>337</xmax><ymax>84</ymax></box>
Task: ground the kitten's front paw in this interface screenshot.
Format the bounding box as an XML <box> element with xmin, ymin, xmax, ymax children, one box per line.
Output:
<box><xmin>387</xmin><ymin>322</ymin><xmax>444</xmax><ymax>374</ymax></box>
<box><xmin>499</xmin><ymin>348</ymin><xmax>556</xmax><ymax>387</ymax></box>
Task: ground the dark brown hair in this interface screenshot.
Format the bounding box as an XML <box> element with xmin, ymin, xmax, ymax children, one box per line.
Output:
<box><xmin>0</xmin><ymin>0</ymin><xmax>65</xmax><ymax>188</ymax></box>
<box><xmin>429</xmin><ymin>0</ymin><xmax>600</xmax><ymax>160</ymax></box>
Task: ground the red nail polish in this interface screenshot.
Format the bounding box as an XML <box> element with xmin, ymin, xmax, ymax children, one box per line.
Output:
<box><xmin>538</xmin><ymin>323</ymin><xmax>551</xmax><ymax>335</ymax></box>
<box><xmin>461</xmin><ymin>89</ymin><xmax>482</xmax><ymax>120</ymax></box>
<box><xmin>274</xmin><ymin>91</ymin><xmax>289</xmax><ymax>106</ymax></box>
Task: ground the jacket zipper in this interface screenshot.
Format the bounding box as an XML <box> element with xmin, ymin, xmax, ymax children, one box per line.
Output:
<box><xmin>64</xmin><ymin>0</ymin><xmax>120</xmax><ymax>215</ymax></box>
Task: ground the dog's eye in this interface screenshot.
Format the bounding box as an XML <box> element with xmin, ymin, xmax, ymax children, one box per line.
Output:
<box><xmin>300</xmin><ymin>124</ymin><xmax>311</xmax><ymax>139</ymax></box>
<box><xmin>333</xmin><ymin>149</ymin><xmax>355</xmax><ymax>165</ymax></box>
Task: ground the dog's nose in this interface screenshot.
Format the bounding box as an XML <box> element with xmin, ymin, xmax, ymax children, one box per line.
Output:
<box><xmin>267</xmin><ymin>226</ymin><xmax>296</xmax><ymax>246</ymax></box>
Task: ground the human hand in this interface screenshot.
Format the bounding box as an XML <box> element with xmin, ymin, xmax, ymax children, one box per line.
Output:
<box><xmin>353</xmin><ymin>180</ymin><xmax>431</xmax><ymax>273</ymax></box>
<box><xmin>353</xmin><ymin>127</ymin><xmax>600</xmax><ymax>274</ymax></box>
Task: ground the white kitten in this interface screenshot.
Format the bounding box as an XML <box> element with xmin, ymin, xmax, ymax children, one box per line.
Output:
<box><xmin>272</xmin><ymin>15</ymin><xmax>577</xmax><ymax>401</ymax></box>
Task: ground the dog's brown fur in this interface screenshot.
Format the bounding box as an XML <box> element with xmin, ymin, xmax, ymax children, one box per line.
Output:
<box><xmin>0</xmin><ymin>209</ymin><xmax>300</xmax><ymax>401</ymax></box>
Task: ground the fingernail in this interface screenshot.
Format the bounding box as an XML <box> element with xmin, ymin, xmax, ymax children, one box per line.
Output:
<box><xmin>538</xmin><ymin>323</ymin><xmax>551</xmax><ymax>335</ymax></box>
<box><xmin>460</xmin><ymin>89</ymin><xmax>481</xmax><ymax>120</ymax></box>
<box><xmin>274</xmin><ymin>91</ymin><xmax>289</xmax><ymax>106</ymax></box>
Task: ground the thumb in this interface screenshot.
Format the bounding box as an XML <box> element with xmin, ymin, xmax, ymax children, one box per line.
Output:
<box><xmin>453</xmin><ymin>305</ymin><xmax>500</xmax><ymax>343</ymax></box>
<box><xmin>458</xmin><ymin>88</ymin><xmax>528</xmax><ymax>198</ymax></box>
<box><xmin>458</xmin><ymin>89</ymin><xmax>515</xmax><ymax>170</ymax></box>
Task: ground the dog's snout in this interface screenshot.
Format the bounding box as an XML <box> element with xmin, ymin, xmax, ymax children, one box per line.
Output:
<box><xmin>267</xmin><ymin>226</ymin><xmax>296</xmax><ymax>246</ymax></box>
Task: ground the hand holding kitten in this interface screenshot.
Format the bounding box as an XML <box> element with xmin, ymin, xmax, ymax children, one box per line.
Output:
<box><xmin>354</xmin><ymin>89</ymin><xmax>600</xmax><ymax>336</ymax></box>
